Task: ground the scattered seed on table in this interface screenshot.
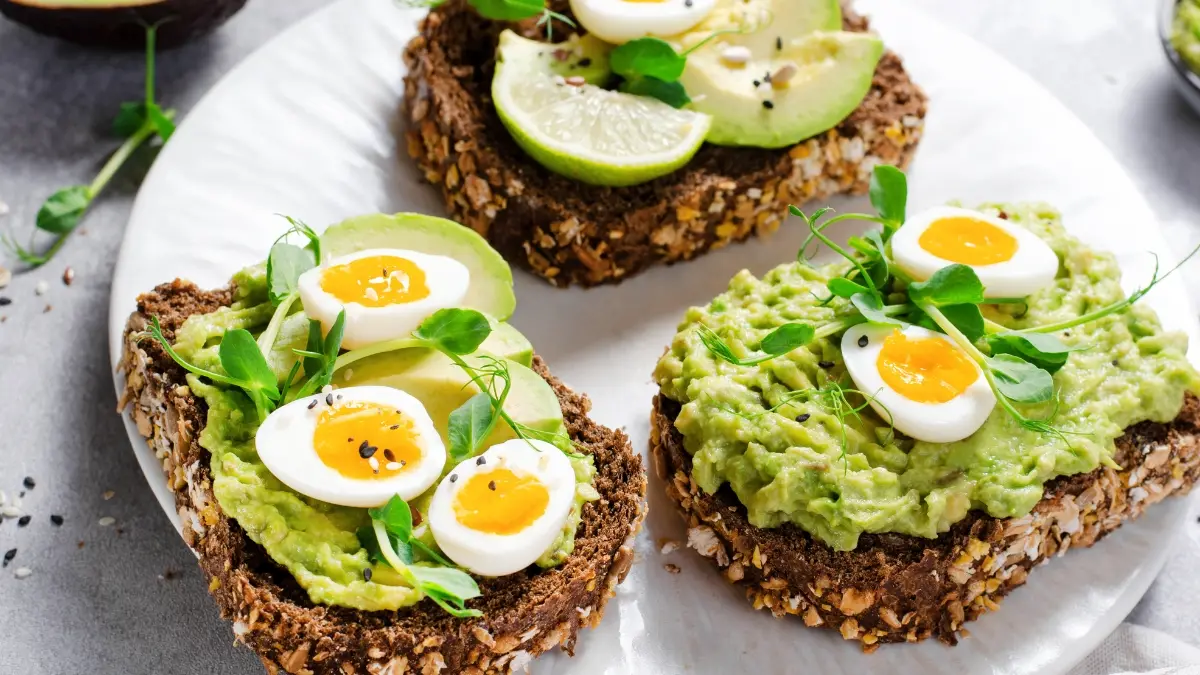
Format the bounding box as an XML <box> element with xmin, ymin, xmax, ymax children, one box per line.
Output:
<box><xmin>22</xmin><ymin>477</ymin><xmax>34</xmax><ymax>490</ymax></box>
<box><xmin>3</xmin><ymin>549</ymin><xmax>15</xmax><ymax>566</ymax></box>
<box><xmin>102</xmin><ymin>490</ymin><xmax>115</xmax><ymax>501</ymax></box>
<box><xmin>13</xmin><ymin>567</ymin><xmax>31</xmax><ymax>579</ymax></box>
<box><xmin>17</xmin><ymin>515</ymin><xmax>30</xmax><ymax>527</ymax></box>
<box><xmin>0</xmin><ymin>489</ymin><xmax>6</xmax><ymax>505</ymax></box>
<box><xmin>50</xmin><ymin>515</ymin><xmax>64</xmax><ymax>526</ymax></box>
<box><xmin>0</xmin><ymin>267</ymin><xmax>10</xmax><ymax>289</ymax></box>
<box><xmin>34</xmin><ymin>281</ymin><xmax>48</xmax><ymax>296</ymax></box>
<box><xmin>62</xmin><ymin>267</ymin><xmax>74</xmax><ymax>286</ymax></box>
<box><xmin>0</xmin><ymin>297</ymin><xmax>11</xmax><ymax>307</ymax></box>
<box><xmin>1</xmin><ymin>506</ymin><xmax>21</xmax><ymax>518</ymax></box>
<box><xmin>98</xmin><ymin>517</ymin><xmax>115</xmax><ymax>527</ymax></box>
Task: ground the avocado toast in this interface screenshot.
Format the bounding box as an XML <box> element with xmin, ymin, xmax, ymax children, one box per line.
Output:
<box><xmin>403</xmin><ymin>0</ymin><xmax>926</xmax><ymax>287</ymax></box>
<box><xmin>118</xmin><ymin>214</ymin><xmax>646</xmax><ymax>673</ymax></box>
<box><xmin>650</xmin><ymin>167</ymin><xmax>1200</xmax><ymax>648</ymax></box>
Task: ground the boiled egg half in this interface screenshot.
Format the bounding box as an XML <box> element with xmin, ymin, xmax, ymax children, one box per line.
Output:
<box><xmin>890</xmin><ymin>207</ymin><xmax>1058</xmax><ymax>299</ymax></box>
<box><xmin>841</xmin><ymin>324</ymin><xmax>996</xmax><ymax>443</ymax></box>
<box><xmin>298</xmin><ymin>248</ymin><xmax>469</xmax><ymax>350</ymax></box>
<box><xmin>428</xmin><ymin>439</ymin><xmax>577</xmax><ymax>577</ymax></box>
<box><xmin>255</xmin><ymin>386</ymin><xmax>447</xmax><ymax>507</ymax></box>
<box><xmin>569</xmin><ymin>0</ymin><xmax>716</xmax><ymax>45</ymax></box>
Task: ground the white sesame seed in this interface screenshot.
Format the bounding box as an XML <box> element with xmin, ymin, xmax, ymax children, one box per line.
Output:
<box><xmin>0</xmin><ymin>490</ymin><xmax>6</xmax><ymax>506</ymax></box>
<box><xmin>746</xmin><ymin>188</ymin><xmax>764</xmax><ymax>200</ymax></box>
<box><xmin>343</xmin><ymin>369</ymin><xmax>354</xmax><ymax>382</ymax></box>
<box><xmin>661</xmin><ymin>541</ymin><xmax>680</xmax><ymax>555</ymax></box>
<box><xmin>13</xmin><ymin>567</ymin><xmax>31</xmax><ymax>579</ymax></box>
<box><xmin>720</xmin><ymin>46</ymin><xmax>752</xmax><ymax>66</ymax></box>
<box><xmin>564</xmin><ymin>75</ymin><xmax>587</xmax><ymax>87</ymax></box>
<box><xmin>385</xmin><ymin>462</ymin><xmax>402</xmax><ymax>471</ymax></box>
<box><xmin>771</xmin><ymin>62</ymin><xmax>798</xmax><ymax>88</ymax></box>
<box><xmin>0</xmin><ymin>266</ymin><xmax>10</xmax><ymax>289</ymax></box>
<box><xmin>553</xmin><ymin>75</ymin><xmax>567</xmax><ymax>86</ymax></box>
<box><xmin>0</xmin><ymin>506</ymin><xmax>20</xmax><ymax>518</ymax></box>
<box><xmin>98</xmin><ymin>516</ymin><xmax>115</xmax><ymax>527</ymax></box>
<box><xmin>368</xmin><ymin>457</ymin><xmax>380</xmax><ymax>471</ymax></box>
<box><xmin>35</xmin><ymin>281</ymin><xmax>49</xmax><ymax>296</ymax></box>
<box><xmin>363</xmin><ymin>287</ymin><xmax>379</xmax><ymax>302</ymax></box>
<box><xmin>690</xmin><ymin>94</ymin><xmax>708</xmax><ymax>103</ymax></box>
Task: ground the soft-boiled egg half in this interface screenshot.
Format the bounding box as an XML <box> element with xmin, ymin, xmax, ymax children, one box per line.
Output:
<box><xmin>428</xmin><ymin>439</ymin><xmax>577</xmax><ymax>577</ymax></box>
<box><xmin>569</xmin><ymin>0</ymin><xmax>716</xmax><ymax>45</ymax></box>
<box><xmin>841</xmin><ymin>324</ymin><xmax>996</xmax><ymax>443</ymax></box>
<box><xmin>255</xmin><ymin>386</ymin><xmax>447</xmax><ymax>507</ymax></box>
<box><xmin>298</xmin><ymin>248</ymin><xmax>470</xmax><ymax>350</ymax></box>
<box><xmin>890</xmin><ymin>207</ymin><xmax>1058</xmax><ymax>299</ymax></box>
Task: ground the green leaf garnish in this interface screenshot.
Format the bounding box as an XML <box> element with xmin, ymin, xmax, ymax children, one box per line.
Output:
<box><xmin>618</xmin><ymin>76</ymin><xmax>691</xmax><ymax>108</ymax></box>
<box><xmin>468</xmin><ymin>0</ymin><xmax>544</xmax><ymax>20</ymax></box>
<box><xmin>986</xmin><ymin>332</ymin><xmax>1081</xmax><ymax>374</ymax></box>
<box><xmin>698</xmin><ymin>323</ymin><xmax>814</xmax><ymax>367</ymax></box>
<box><xmin>413</xmin><ymin>308</ymin><xmax>493</xmax><ymax>355</ymax></box>
<box><xmin>868</xmin><ymin>164</ymin><xmax>907</xmax><ymax>227</ymax></box>
<box><xmin>611</xmin><ymin>37</ymin><xmax>687</xmax><ymax>82</ymax></box>
<box><xmin>3</xmin><ymin>25</ymin><xmax>174</xmax><ymax>268</ymax></box>
<box><xmin>986</xmin><ymin>354</ymin><xmax>1054</xmax><ymax>404</ymax></box>
<box><xmin>266</xmin><ymin>243</ymin><xmax>316</xmax><ymax>306</ymax></box>
<box><xmin>850</xmin><ymin>293</ymin><xmax>902</xmax><ymax>326</ymax></box>
<box><xmin>938</xmin><ymin>303</ymin><xmax>986</xmax><ymax>343</ymax></box>
<box><xmin>907</xmin><ymin>264</ymin><xmax>986</xmax><ymax>307</ymax></box>
<box><xmin>827</xmin><ymin>277</ymin><xmax>870</xmax><ymax>300</ymax></box>
<box><xmin>448</xmin><ymin>392</ymin><xmax>499</xmax><ymax>464</ymax></box>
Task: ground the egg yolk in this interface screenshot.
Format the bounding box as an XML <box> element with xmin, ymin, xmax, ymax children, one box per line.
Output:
<box><xmin>453</xmin><ymin>468</ymin><xmax>549</xmax><ymax>536</ymax></box>
<box><xmin>319</xmin><ymin>255</ymin><xmax>430</xmax><ymax>308</ymax></box>
<box><xmin>918</xmin><ymin>216</ymin><xmax>1018</xmax><ymax>266</ymax></box>
<box><xmin>311</xmin><ymin>401</ymin><xmax>424</xmax><ymax>480</ymax></box>
<box><xmin>877</xmin><ymin>331</ymin><xmax>979</xmax><ymax>404</ymax></box>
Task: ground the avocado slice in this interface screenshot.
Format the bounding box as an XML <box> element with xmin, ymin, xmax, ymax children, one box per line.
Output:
<box><xmin>342</xmin><ymin>349</ymin><xmax>565</xmax><ymax>452</ymax></box>
<box><xmin>321</xmin><ymin>213</ymin><xmax>517</xmax><ymax>321</ymax></box>
<box><xmin>677</xmin><ymin>0</ymin><xmax>882</xmax><ymax>148</ymax></box>
<box><xmin>486</xmin><ymin>319</ymin><xmax>534</xmax><ymax>368</ymax></box>
<box><xmin>0</xmin><ymin>0</ymin><xmax>247</xmax><ymax>49</ymax></box>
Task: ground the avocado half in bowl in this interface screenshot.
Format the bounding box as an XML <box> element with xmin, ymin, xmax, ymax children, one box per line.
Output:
<box><xmin>0</xmin><ymin>0</ymin><xmax>248</xmax><ymax>49</ymax></box>
<box><xmin>1160</xmin><ymin>0</ymin><xmax>1200</xmax><ymax>115</ymax></box>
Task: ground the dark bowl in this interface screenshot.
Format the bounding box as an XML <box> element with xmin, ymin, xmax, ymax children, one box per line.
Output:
<box><xmin>1159</xmin><ymin>0</ymin><xmax>1200</xmax><ymax>115</ymax></box>
<box><xmin>0</xmin><ymin>0</ymin><xmax>250</xmax><ymax>50</ymax></box>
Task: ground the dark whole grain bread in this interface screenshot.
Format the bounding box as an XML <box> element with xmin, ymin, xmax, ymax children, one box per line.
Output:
<box><xmin>118</xmin><ymin>280</ymin><xmax>647</xmax><ymax>675</ymax></box>
<box><xmin>649</xmin><ymin>394</ymin><xmax>1200</xmax><ymax>649</ymax></box>
<box><xmin>403</xmin><ymin>0</ymin><xmax>927</xmax><ymax>287</ymax></box>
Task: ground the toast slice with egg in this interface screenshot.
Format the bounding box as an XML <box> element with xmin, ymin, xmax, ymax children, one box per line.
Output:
<box><xmin>119</xmin><ymin>279</ymin><xmax>647</xmax><ymax>675</ymax></box>
<box><xmin>650</xmin><ymin>393</ymin><xmax>1200</xmax><ymax>648</ymax></box>
<box><xmin>402</xmin><ymin>0</ymin><xmax>927</xmax><ymax>287</ymax></box>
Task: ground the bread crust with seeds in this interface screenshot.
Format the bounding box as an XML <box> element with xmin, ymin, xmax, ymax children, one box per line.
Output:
<box><xmin>118</xmin><ymin>280</ymin><xmax>647</xmax><ymax>675</ymax></box>
<box><xmin>402</xmin><ymin>0</ymin><xmax>927</xmax><ymax>287</ymax></box>
<box><xmin>650</xmin><ymin>393</ymin><xmax>1200</xmax><ymax>649</ymax></box>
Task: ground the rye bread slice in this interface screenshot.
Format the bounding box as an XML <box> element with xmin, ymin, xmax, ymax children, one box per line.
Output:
<box><xmin>649</xmin><ymin>393</ymin><xmax>1200</xmax><ymax>649</ymax></box>
<box><xmin>402</xmin><ymin>0</ymin><xmax>927</xmax><ymax>287</ymax></box>
<box><xmin>118</xmin><ymin>280</ymin><xmax>647</xmax><ymax>675</ymax></box>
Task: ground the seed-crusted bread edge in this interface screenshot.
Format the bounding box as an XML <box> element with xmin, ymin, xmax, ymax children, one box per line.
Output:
<box><xmin>650</xmin><ymin>393</ymin><xmax>1200</xmax><ymax>650</ymax></box>
<box><xmin>117</xmin><ymin>279</ymin><xmax>648</xmax><ymax>675</ymax></box>
<box><xmin>402</xmin><ymin>0</ymin><xmax>928</xmax><ymax>287</ymax></box>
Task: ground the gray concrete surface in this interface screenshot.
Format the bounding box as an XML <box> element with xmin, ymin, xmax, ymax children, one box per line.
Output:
<box><xmin>0</xmin><ymin>1</ymin><xmax>1196</xmax><ymax>674</ymax></box>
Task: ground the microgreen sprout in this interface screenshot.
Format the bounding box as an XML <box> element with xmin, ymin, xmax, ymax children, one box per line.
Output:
<box><xmin>3</xmin><ymin>26</ymin><xmax>175</xmax><ymax>268</ymax></box>
<box><xmin>357</xmin><ymin>495</ymin><xmax>482</xmax><ymax>618</ymax></box>
<box><xmin>259</xmin><ymin>216</ymin><xmax>323</xmax><ymax>353</ymax></box>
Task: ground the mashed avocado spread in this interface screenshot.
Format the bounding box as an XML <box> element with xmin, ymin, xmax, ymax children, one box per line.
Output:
<box><xmin>173</xmin><ymin>267</ymin><xmax>596</xmax><ymax>611</ymax></box>
<box><xmin>654</xmin><ymin>203</ymin><xmax>1200</xmax><ymax>551</ymax></box>
<box><xmin>1174</xmin><ymin>0</ymin><xmax>1200</xmax><ymax>75</ymax></box>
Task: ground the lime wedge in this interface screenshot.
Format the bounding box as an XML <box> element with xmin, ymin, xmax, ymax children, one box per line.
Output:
<box><xmin>492</xmin><ymin>31</ymin><xmax>712</xmax><ymax>187</ymax></box>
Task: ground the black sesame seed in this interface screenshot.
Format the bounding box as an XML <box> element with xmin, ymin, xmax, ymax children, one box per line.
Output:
<box><xmin>1112</xmin><ymin>360</ymin><xmax>1119</xmax><ymax>367</ymax></box>
<box><xmin>50</xmin><ymin>515</ymin><xmax>64</xmax><ymax>526</ymax></box>
<box><xmin>818</xmin><ymin>360</ymin><xmax>835</xmax><ymax>369</ymax></box>
<box><xmin>476</xmin><ymin>456</ymin><xmax>486</xmax><ymax>465</ymax></box>
<box><xmin>23</xmin><ymin>477</ymin><xmax>35</xmax><ymax>490</ymax></box>
<box><xmin>2</xmin><ymin>548</ymin><xmax>14</xmax><ymax>566</ymax></box>
<box><xmin>488</xmin><ymin>480</ymin><xmax>497</xmax><ymax>491</ymax></box>
<box><xmin>796</xmin><ymin>413</ymin><xmax>811</xmax><ymax>423</ymax></box>
<box><xmin>450</xmin><ymin>474</ymin><xmax>458</xmax><ymax>483</ymax></box>
<box><xmin>384</xmin><ymin>449</ymin><xmax>396</xmax><ymax>462</ymax></box>
<box><xmin>307</xmin><ymin>399</ymin><xmax>318</xmax><ymax>410</ymax></box>
<box><xmin>753</xmin><ymin>79</ymin><xmax>761</xmax><ymax>87</ymax></box>
<box><xmin>858</xmin><ymin>335</ymin><xmax>869</xmax><ymax>348</ymax></box>
<box><xmin>17</xmin><ymin>515</ymin><xmax>31</xmax><ymax>527</ymax></box>
<box><xmin>326</xmin><ymin>393</ymin><xmax>334</xmax><ymax>406</ymax></box>
<box><xmin>363</xmin><ymin>568</ymin><xmax>373</xmax><ymax>582</ymax></box>
<box><xmin>359</xmin><ymin>441</ymin><xmax>377</xmax><ymax>459</ymax></box>
<box><xmin>685</xmin><ymin>0</ymin><xmax>693</xmax><ymax>6</ymax></box>
<box><xmin>776</xmin><ymin>36</ymin><xmax>783</xmax><ymax>51</ymax></box>
<box><xmin>763</xmin><ymin>100</ymin><xmax>775</xmax><ymax>110</ymax></box>
<box><xmin>347</xmin><ymin>437</ymin><xmax>354</xmax><ymax>443</ymax></box>
<box><xmin>579</xmin><ymin>58</ymin><xmax>592</xmax><ymax>67</ymax></box>
<box><xmin>336</xmin><ymin>394</ymin><xmax>343</xmax><ymax>401</ymax></box>
<box><xmin>0</xmin><ymin>297</ymin><xmax>11</xmax><ymax>306</ymax></box>
<box><xmin>390</xmin><ymin>424</ymin><xmax>400</xmax><ymax>430</ymax></box>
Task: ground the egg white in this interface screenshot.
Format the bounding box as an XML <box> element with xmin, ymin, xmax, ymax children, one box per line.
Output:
<box><xmin>891</xmin><ymin>206</ymin><xmax>1059</xmax><ymax>299</ymax></box>
<box><xmin>255</xmin><ymin>386</ymin><xmax>447</xmax><ymax>508</ymax></box>
<box><xmin>297</xmin><ymin>248</ymin><xmax>470</xmax><ymax>350</ymax></box>
<box><xmin>427</xmin><ymin>439</ymin><xmax>577</xmax><ymax>577</ymax></box>
<box><xmin>569</xmin><ymin>0</ymin><xmax>716</xmax><ymax>45</ymax></box>
<box><xmin>840</xmin><ymin>324</ymin><xmax>996</xmax><ymax>444</ymax></box>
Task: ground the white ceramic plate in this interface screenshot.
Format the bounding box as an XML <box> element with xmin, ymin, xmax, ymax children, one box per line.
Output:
<box><xmin>107</xmin><ymin>1</ymin><xmax>1200</xmax><ymax>673</ymax></box>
